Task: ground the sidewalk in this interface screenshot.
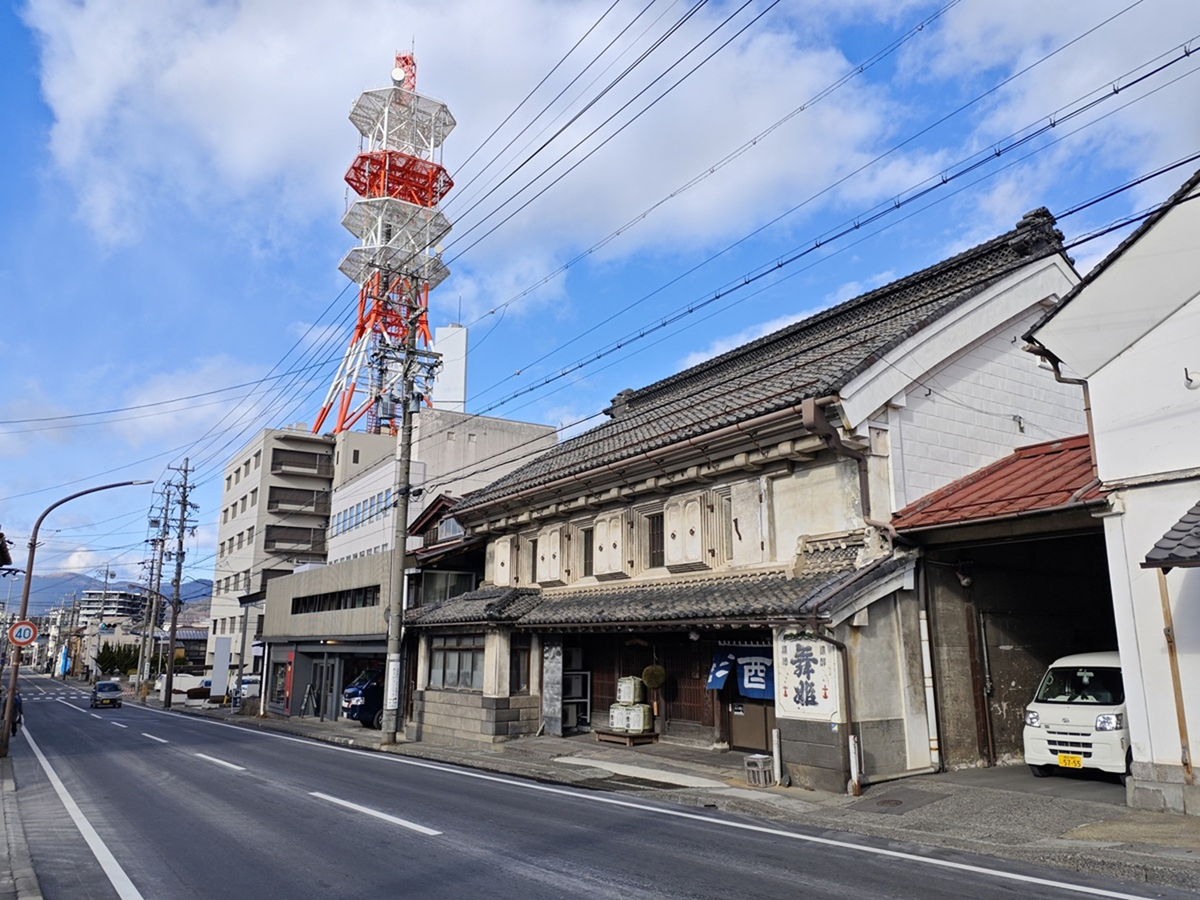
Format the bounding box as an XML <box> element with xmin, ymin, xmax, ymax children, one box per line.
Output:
<box><xmin>4</xmin><ymin>693</ymin><xmax>1199</xmax><ymax>898</ymax></box>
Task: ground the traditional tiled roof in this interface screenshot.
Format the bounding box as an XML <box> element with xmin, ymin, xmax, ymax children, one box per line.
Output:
<box><xmin>406</xmin><ymin>587</ymin><xmax>542</xmax><ymax>626</ymax></box>
<box><xmin>458</xmin><ymin>211</ymin><xmax>1067</xmax><ymax>514</ymax></box>
<box><xmin>517</xmin><ymin>554</ymin><xmax>904</xmax><ymax>628</ymax></box>
<box><xmin>1143</xmin><ymin>501</ymin><xmax>1200</xmax><ymax>570</ymax></box>
<box><xmin>892</xmin><ymin>434</ymin><xmax>1105</xmax><ymax>531</ymax></box>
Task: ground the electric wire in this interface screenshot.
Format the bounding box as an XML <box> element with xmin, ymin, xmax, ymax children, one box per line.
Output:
<box><xmin>7</xmin><ymin>3</ymin><xmax>1180</xmax><ymax>588</ymax></box>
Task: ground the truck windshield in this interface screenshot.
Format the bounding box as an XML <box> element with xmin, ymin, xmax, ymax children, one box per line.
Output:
<box><xmin>1034</xmin><ymin>666</ymin><xmax>1124</xmax><ymax>704</ymax></box>
<box><xmin>346</xmin><ymin>670</ymin><xmax>381</xmax><ymax>689</ymax></box>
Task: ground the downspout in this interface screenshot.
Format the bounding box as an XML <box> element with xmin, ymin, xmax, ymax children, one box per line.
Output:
<box><xmin>801</xmin><ymin>396</ymin><xmax>872</xmax><ymax>520</ymax></box>
<box><xmin>917</xmin><ymin>561</ymin><xmax>942</xmax><ymax>771</ymax></box>
<box><xmin>1023</xmin><ymin>340</ymin><xmax>1097</xmax><ymax>479</ymax></box>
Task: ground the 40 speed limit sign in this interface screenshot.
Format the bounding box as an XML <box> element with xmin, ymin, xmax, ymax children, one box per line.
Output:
<box><xmin>7</xmin><ymin>621</ymin><xmax>37</xmax><ymax>646</ymax></box>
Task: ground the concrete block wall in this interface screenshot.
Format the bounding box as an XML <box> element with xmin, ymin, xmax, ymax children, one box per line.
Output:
<box><xmin>779</xmin><ymin>718</ymin><xmax>849</xmax><ymax>793</ymax></box>
<box><xmin>892</xmin><ymin>311</ymin><xmax>1086</xmax><ymax>511</ymax></box>
<box><xmin>407</xmin><ymin>690</ymin><xmax>540</xmax><ymax>745</ymax></box>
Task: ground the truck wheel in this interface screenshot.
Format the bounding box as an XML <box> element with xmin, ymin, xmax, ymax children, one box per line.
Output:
<box><xmin>1029</xmin><ymin>764</ymin><xmax>1054</xmax><ymax>778</ymax></box>
<box><xmin>372</xmin><ymin>709</ymin><xmax>384</xmax><ymax>730</ymax></box>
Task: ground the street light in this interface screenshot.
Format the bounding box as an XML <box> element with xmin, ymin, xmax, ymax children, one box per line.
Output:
<box><xmin>1</xmin><ymin>480</ymin><xmax>151</xmax><ymax>757</ymax></box>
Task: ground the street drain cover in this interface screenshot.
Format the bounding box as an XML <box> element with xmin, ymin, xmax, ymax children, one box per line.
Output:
<box><xmin>848</xmin><ymin>787</ymin><xmax>943</xmax><ymax>815</ymax></box>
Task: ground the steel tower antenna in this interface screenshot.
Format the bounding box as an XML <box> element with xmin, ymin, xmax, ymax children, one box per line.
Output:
<box><xmin>313</xmin><ymin>53</ymin><xmax>452</xmax><ymax>435</ymax></box>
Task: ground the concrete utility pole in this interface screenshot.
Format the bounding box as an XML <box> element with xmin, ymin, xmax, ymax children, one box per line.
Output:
<box><xmin>137</xmin><ymin>487</ymin><xmax>172</xmax><ymax>697</ymax></box>
<box><xmin>163</xmin><ymin>460</ymin><xmax>193</xmax><ymax>711</ymax></box>
<box><xmin>92</xmin><ymin>562</ymin><xmax>114</xmax><ymax>681</ymax></box>
<box><xmin>380</xmin><ymin>277</ymin><xmax>440</xmax><ymax>744</ymax></box>
<box><xmin>380</xmin><ymin>295</ymin><xmax>420</xmax><ymax>745</ymax></box>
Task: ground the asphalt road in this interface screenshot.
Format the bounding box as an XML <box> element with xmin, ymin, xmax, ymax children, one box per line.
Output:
<box><xmin>7</xmin><ymin>672</ymin><xmax>1191</xmax><ymax>900</ymax></box>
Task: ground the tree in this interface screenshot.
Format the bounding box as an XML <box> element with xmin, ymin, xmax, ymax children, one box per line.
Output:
<box><xmin>95</xmin><ymin>642</ymin><xmax>139</xmax><ymax>676</ymax></box>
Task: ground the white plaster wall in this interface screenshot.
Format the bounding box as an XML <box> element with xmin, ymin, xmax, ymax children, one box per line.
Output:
<box><xmin>1088</xmin><ymin>298</ymin><xmax>1200</xmax><ymax>482</ymax></box>
<box><xmin>769</xmin><ymin>461</ymin><xmax>860</xmax><ymax>561</ymax></box>
<box><xmin>892</xmin><ymin>310</ymin><xmax>1087</xmax><ymax>511</ymax></box>
<box><xmin>1100</xmin><ymin>482</ymin><xmax>1199</xmax><ymax>772</ymax></box>
<box><xmin>1034</xmin><ymin>182</ymin><xmax>1200</xmax><ymax>380</ymax></box>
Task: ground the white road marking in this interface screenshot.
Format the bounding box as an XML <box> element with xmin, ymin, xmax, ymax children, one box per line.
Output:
<box><xmin>111</xmin><ymin>722</ymin><xmax>128</xmax><ymax>729</ymax></box>
<box><xmin>309</xmin><ymin>792</ymin><xmax>441</xmax><ymax>836</ymax></box>
<box><xmin>194</xmin><ymin>753</ymin><xmax>245</xmax><ymax>771</ymax></box>
<box><xmin>55</xmin><ymin>699</ymin><xmax>88</xmax><ymax>713</ymax></box>
<box><xmin>90</xmin><ymin>714</ymin><xmax>102</xmax><ymax>720</ymax></box>
<box><xmin>22</xmin><ymin>727</ymin><xmax>146</xmax><ymax>900</ymax></box>
<box><xmin>135</xmin><ymin>706</ymin><xmax>1151</xmax><ymax>899</ymax></box>
<box><xmin>142</xmin><ymin>733</ymin><xmax>169</xmax><ymax>744</ymax></box>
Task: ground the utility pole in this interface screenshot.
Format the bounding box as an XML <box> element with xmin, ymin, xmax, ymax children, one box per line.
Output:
<box><xmin>63</xmin><ymin>593</ymin><xmax>78</xmax><ymax>678</ymax></box>
<box><xmin>163</xmin><ymin>460</ymin><xmax>193</xmax><ymax>710</ymax></box>
<box><xmin>137</xmin><ymin>487</ymin><xmax>171</xmax><ymax>698</ymax></box>
<box><xmin>380</xmin><ymin>281</ymin><xmax>439</xmax><ymax>744</ymax></box>
<box><xmin>92</xmin><ymin>562</ymin><xmax>114</xmax><ymax>681</ymax></box>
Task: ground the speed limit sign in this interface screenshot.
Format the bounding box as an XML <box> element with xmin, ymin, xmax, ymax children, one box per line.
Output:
<box><xmin>8</xmin><ymin>621</ymin><xmax>37</xmax><ymax>646</ymax></box>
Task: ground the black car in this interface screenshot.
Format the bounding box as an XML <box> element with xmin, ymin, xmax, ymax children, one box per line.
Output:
<box><xmin>90</xmin><ymin>681</ymin><xmax>124</xmax><ymax>708</ymax></box>
<box><xmin>341</xmin><ymin>668</ymin><xmax>384</xmax><ymax>729</ymax></box>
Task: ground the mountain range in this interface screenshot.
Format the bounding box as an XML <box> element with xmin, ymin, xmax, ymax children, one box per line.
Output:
<box><xmin>1</xmin><ymin>573</ymin><xmax>212</xmax><ymax>618</ymax></box>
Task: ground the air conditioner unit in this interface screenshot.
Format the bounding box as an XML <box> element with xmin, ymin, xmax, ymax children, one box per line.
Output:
<box><xmin>562</xmin><ymin>704</ymin><xmax>578</xmax><ymax>729</ymax></box>
<box><xmin>563</xmin><ymin>673</ymin><xmax>586</xmax><ymax>699</ymax></box>
<box><xmin>564</xmin><ymin>647</ymin><xmax>583</xmax><ymax>670</ymax></box>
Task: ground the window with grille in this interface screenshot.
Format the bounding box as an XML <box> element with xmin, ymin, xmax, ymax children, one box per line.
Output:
<box><xmin>510</xmin><ymin>634</ymin><xmax>531</xmax><ymax>694</ymax></box>
<box><xmin>582</xmin><ymin>528</ymin><xmax>594</xmax><ymax>577</ymax></box>
<box><xmin>428</xmin><ymin>634</ymin><xmax>485</xmax><ymax>691</ymax></box>
<box><xmin>647</xmin><ymin>513</ymin><xmax>665</xmax><ymax>568</ymax></box>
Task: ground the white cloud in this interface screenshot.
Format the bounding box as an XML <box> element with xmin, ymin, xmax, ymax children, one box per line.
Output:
<box><xmin>110</xmin><ymin>356</ymin><xmax>276</xmax><ymax>448</ymax></box>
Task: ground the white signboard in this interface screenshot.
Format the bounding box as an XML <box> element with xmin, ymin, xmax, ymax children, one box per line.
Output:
<box><xmin>774</xmin><ymin>629</ymin><xmax>843</xmax><ymax>722</ymax></box>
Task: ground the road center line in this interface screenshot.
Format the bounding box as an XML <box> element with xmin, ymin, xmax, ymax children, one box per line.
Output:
<box><xmin>309</xmin><ymin>792</ymin><xmax>441</xmax><ymax>836</ymax></box>
<box><xmin>111</xmin><ymin>722</ymin><xmax>128</xmax><ymax>729</ymax></box>
<box><xmin>194</xmin><ymin>753</ymin><xmax>245</xmax><ymax>771</ymax></box>
<box><xmin>54</xmin><ymin>699</ymin><xmax>88</xmax><ymax>713</ymax></box>
<box><xmin>22</xmin><ymin>727</ymin><xmax>146</xmax><ymax>900</ymax></box>
<box><xmin>141</xmin><ymin>733</ymin><xmax>169</xmax><ymax>744</ymax></box>
<box><xmin>90</xmin><ymin>714</ymin><xmax>102</xmax><ymax>720</ymax></box>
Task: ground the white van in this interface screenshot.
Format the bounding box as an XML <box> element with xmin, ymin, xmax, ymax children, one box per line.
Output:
<box><xmin>1022</xmin><ymin>651</ymin><xmax>1129</xmax><ymax>780</ymax></box>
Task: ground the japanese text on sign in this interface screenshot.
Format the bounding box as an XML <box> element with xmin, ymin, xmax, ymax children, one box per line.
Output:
<box><xmin>774</xmin><ymin>630</ymin><xmax>842</xmax><ymax>721</ymax></box>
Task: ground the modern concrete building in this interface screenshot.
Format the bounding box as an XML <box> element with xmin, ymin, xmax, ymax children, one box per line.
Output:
<box><xmin>77</xmin><ymin>589</ymin><xmax>148</xmax><ymax>626</ymax></box>
<box><xmin>206</xmin><ymin>425</ymin><xmax>340</xmax><ymax>673</ymax></box>
<box><xmin>261</xmin><ymin>409</ymin><xmax>558</xmax><ymax>721</ymax></box>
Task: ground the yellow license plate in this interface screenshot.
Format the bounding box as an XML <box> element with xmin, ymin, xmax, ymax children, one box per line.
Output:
<box><xmin>1057</xmin><ymin>753</ymin><xmax>1083</xmax><ymax>769</ymax></box>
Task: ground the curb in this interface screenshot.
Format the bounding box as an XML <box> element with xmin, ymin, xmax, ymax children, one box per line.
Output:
<box><xmin>1</xmin><ymin>757</ymin><xmax>43</xmax><ymax>900</ymax></box>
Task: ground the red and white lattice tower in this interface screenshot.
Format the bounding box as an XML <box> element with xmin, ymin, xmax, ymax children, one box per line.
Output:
<box><xmin>313</xmin><ymin>54</ymin><xmax>455</xmax><ymax>434</ymax></box>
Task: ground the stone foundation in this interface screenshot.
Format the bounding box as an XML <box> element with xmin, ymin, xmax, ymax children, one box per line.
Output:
<box><xmin>407</xmin><ymin>690</ymin><xmax>540</xmax><ymax>746</ymax></box>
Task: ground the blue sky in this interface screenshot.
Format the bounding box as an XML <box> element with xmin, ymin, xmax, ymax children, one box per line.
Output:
<box><xmin>2</xmin><ymin>0</ymin><xmax>1199</xmax><ymax>595</ymax></box>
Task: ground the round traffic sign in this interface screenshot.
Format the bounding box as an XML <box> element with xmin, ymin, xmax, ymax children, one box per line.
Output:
<box><xmin>8</xmin><ymin>621</ymin><xmax>37</xmax><ymax>646</ymax></box>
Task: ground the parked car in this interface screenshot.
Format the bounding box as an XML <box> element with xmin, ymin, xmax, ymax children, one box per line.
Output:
<box><xmin>1023</xmin><ymin>651</ymin><xmax>1129</xmax><ymax>781</ymax></box>
<box><xmin>236</xmin><ymin>675</ymin><xmax>261</xmax><ymax>699</ymax></box>
<box><xmin>90</xmin><ymin>681</ymin><xmax>124</xmax><ymax>709</ymax></box>
<box><xmin>197</xmin><ymin>675</ymin><xmax>260</xmax><ymax>698</ymax></box>
<box><xmin>341</xmin><ymin>668</ymin><xmax>385</xmax><ymax>729</ymax></box>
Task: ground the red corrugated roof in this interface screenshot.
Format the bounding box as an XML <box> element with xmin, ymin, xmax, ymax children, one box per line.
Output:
<box><xmin>893</xmin><ymin>434</ymin><xmax>1106</xmax><ymax>531</ymax></box>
